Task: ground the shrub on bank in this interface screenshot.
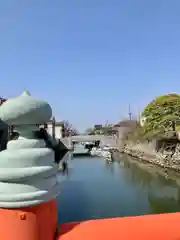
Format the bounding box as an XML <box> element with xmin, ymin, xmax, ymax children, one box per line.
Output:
<box><xmin>142</xmin><ymin>94</ymin><xmax>180</xmax><ymax>134</ymax></box>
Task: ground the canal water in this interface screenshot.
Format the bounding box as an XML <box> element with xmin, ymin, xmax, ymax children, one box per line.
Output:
<box><xmin>58</xmin><ymin>155</ymin><xmax>180</xmax><ymax>224</ymax></box>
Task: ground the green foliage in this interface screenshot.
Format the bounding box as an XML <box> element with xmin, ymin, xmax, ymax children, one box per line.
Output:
<box><xmin>85</xmin><ymin>125</ymin><xmax>113</xmax><ymax>135</ymax></box>
<box><xmin>142</xmin><ymin>94</ymin><xmax>180</xmax><ymax>134</ymax></box>
<box><xmin>101</xmin><ymin>126</ymin><xmax>112</xmax><ymax>134</ymax></box>
<box><xmin>85</xmin><ymin>128</ymin><xmax>93</xmax><ymax>135</ymax></box>
<box><xmin>176</xmin><ymin>125</ymin><xmax>180</xmax><ymax>131</ymax></box>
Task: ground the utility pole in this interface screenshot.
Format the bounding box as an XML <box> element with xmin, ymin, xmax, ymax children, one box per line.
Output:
<box><xmin>128</xmin><ymin>104</ymin><xmax>132</xmax><ymax>120</ymax></box>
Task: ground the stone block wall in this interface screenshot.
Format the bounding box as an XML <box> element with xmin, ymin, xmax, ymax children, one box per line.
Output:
<box><xmin>121</xmin><ymin>141</ymin><xmax>180</xmax><ymax>171</ymax></box>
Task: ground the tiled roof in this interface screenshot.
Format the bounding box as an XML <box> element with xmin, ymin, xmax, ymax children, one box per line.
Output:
<box><xmin>114</xmin><ymin>120</ymin><xmax>139</xmax><ymax>128</ymax></box>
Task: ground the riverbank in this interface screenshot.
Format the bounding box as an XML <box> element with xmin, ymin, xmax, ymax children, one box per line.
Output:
<box><xmin>114</xmin><ymin>140</ymin><xmax>180</xmax><ymax>173</ymax></box>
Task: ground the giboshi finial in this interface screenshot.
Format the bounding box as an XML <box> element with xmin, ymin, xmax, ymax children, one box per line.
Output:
<box><xmin>0</xmin><ymin>91</ymin><xmax>52</xmax><ymax>125</ymax></box>
<box><xmin>21</xmin><ymin>90</ymin><xmax>31</xmax><ymax>96</ymax></box>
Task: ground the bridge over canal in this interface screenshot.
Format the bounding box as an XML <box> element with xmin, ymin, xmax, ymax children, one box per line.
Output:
<box><xmin>71</xmin><ymin>135</ymin><xmax>106</xmax><ymax>142</ymax></box>
<box><xmin>61</xmin><ymin>135</ymin><xmax>117</xmax><ymax>150</ymax></box>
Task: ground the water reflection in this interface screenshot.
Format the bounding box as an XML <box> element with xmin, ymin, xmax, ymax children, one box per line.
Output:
<box><xmin>104</xmin><ymin>160</ymin><xmax>115</xmax><ymax>175</ymax></box>
<box><xmin>148</xmin><ymin>192</ymin><xmax>180</xmax><ymax>214</ymax></box>
<box><xmin>118</xmin><ymin>154</ymin><xmax>178</xmax><ymax>188</ymax></box>
<box><xmin>58</xmin><ymin>155</ymin><xmax>180</xmax><ymax>223</ymax></box>
<box><xmin>117</xmin><ymin>155</ymin><xmax>180</xmax><ymax>214</ymax></box>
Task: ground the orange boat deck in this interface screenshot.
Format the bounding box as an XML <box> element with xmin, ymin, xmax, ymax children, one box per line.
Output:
<box><xmin>58</xmin><ymin>213</ymin><xmax>180</xmax><ymax>240</ymax></box>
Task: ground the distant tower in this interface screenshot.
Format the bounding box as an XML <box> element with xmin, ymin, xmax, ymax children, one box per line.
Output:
<box><xmin>128</xmin><ymin>104</ymin><xmax>132</xmax><ymax>120</ymax></box>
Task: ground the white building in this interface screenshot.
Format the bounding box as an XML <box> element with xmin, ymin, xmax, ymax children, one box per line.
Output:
<box><xmin>45</xmin><ymin>120</ymin><xmax>63</xmax><ymax>139</ymax></box>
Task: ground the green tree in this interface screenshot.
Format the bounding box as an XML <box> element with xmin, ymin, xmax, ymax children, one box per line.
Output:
<box><xmin>85</xmin><ymin>128</ymin><xmax>94</xmax><ymax>135</ymax></box>
<box><xmin>142</xmin><ymin>94</ymin><xmax>180</xmax><ymax>135</ymax></box>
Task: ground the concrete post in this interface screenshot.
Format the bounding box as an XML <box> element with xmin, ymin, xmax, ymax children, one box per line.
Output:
<box><xmin>0</xmin><ymin>91</ymin><xmax>60</xmax><ymax>240</ymax></box>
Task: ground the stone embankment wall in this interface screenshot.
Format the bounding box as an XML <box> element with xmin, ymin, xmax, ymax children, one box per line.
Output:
<box><xmin>117</xmin><ymin>140</ymin><xmax>180</xmax><ymax>172</ymax></box>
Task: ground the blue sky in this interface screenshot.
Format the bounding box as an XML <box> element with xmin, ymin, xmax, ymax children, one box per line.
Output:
<box><xmin>1</xmin><ymin>0</ymin><xmax>180</xmax><ymax>132</ymax></box>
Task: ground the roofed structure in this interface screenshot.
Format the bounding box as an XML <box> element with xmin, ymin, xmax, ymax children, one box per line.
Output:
<box><xmin>114</xmin><ymin>120</ymin><xmax>139</xmax><ymax>128</ymax></box>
